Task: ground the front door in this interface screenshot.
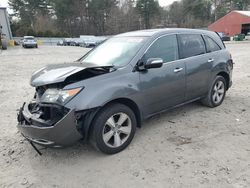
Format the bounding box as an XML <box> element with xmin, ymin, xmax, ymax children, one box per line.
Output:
<box><xmin>139</xmin><ymin>34</ymin><xmax>186</xmax><ymax>117</ymax></box>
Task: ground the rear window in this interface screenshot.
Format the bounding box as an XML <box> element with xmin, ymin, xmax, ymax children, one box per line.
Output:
<box><xmin>178</xmin><ymin>34</ymin><xmax>206</xmax><ymax>59</ymax></box>
<box><xmin>204</xmin><ymin>35</ymin><xmax>221</xmax><ymax>53</ymax></box>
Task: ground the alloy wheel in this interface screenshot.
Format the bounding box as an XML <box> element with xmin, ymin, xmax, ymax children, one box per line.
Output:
<box><xmin>102</xmin><ymin>112</ymin><xmax>132</xmax><ymax>148</ymax></box>
<box><xmin>212</xmin><ymin>80</ymin><xmax>225</xmax><ymax>104</ymax></box>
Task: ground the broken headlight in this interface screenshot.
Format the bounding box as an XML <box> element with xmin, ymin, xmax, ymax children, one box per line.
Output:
<box><xmin>41</xmin><ymin>88</ymin><xmax>82</xmax><ymax>104</ymax></box>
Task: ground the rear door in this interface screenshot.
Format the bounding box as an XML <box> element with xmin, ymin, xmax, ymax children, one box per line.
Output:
<box><xmin>139</xmin><ymin>34</ymin><xmax>186</xmax><ymax>116</ymax></box>
<box><xmin>178</xmin><ymin>34</ymin><xmax>211</xmax><ymax>101</ymax></box>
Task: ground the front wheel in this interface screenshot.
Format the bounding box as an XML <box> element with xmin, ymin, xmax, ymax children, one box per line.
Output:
<box><xmin>202</xmin><ymin>76</ymin><xmax>226</xmax><ymax>108</ymax></box>
<box><xmin>90</xmin><ymin>103</ymin><xmax>137</xmax><ymax>154</ymax></box>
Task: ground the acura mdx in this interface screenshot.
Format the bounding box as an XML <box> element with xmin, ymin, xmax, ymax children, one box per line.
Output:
<box><xmin>17</xmin><ymin>29</ymin><xmax>233</xmax><ymax>154</ymax></box>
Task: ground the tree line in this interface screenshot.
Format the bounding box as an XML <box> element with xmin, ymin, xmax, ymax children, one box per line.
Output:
<box><xmin>9</xmin><ymin>0</ymin><xmax>250</xmax><ymax>37</ymax></box>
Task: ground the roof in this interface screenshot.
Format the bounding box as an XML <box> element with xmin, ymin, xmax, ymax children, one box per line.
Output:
<box><xmin>234</xmin><ymin>11</ymin><xmax>250</xmax><ymax>17</ymax></box>
<box><xmin>116</xmin><ymin>29</ymin><xmax>169</xmax><ymax>37</ymax></box>
<box><xmin>0</xmin><ymin>7</ymin><xmax>7</xmax><ymax>9</ymax></box>
<box><xmin>116</xmin><ymin>28</ymin><xmax>211</xmax><ymax>37</ymax></box>
<box><xmin>208</xmin><ymin>10</ymin><xmax>250</xmax><ymax>29</ymax></box>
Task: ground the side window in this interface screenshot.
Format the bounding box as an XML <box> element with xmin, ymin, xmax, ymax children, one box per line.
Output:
<box><xmin>178</xmin><ymin>34</ymin><xmax>206</xmax><ymax>59</ymax></box>
<box><xmin>144</xmin><ymin>35</ymin><xmax>178</xmax><ymax>63</ymax></box>
<box><xmin>204</xmin><ymin>35</ymin><xmax>221</xmax><ymax>53</ymax></box>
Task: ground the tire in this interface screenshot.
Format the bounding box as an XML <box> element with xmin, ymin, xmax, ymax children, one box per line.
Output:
<box><xmin>35</xmin><ymin>45</ymin><xmax>38</xmax><ymax>48</ymax></box>
<box><xmin>1</xmin><ymin>39</ymin><xmax>7</xmax><ymax>50</ymax></box>
<box><xmin>201</xmin><ymin>76</ymin><xmax>226</xmax><ymax>108</ymax></box>
<box><xmin>90</xmin><ymin>103</ymin><xmax>137</xmax><ymax>154</ymax></box>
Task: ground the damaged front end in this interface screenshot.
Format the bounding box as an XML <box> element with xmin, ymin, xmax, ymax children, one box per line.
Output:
<box><xmin>17</xmin><ymin>101</ymin><xmax>83</xmax><ymax>147</ymax></box>
<box><xmin>17</xmin><ymin>62</ymin><xmax>114</xmax><ymax>148</ymax></box>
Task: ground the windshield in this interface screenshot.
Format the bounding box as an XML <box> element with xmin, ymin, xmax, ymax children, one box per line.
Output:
<box><xmin>81</xmin><ymin>37</ymin><xmax>147</xmax><ymax>67</ymax></box>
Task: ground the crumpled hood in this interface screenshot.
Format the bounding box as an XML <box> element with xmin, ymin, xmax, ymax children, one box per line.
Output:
<box><xmin>30</xmin><ymin>62</ymin><xmax>113</xmax><ymax>87</ymax></box>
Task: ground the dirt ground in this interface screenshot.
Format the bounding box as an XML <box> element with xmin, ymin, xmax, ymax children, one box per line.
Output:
<box><xmin>0</xmin><ymin>43</ymin><xmax>250</xmax><ymax>188</ymax></box>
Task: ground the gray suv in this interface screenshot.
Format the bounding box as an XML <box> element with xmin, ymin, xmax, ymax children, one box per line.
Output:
<box><xmin>17</xmin><ymin>29</ymin><xmax>233</xmax><ymax>154</ymax></box>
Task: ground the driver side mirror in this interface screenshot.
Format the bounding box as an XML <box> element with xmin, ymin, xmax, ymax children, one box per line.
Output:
<box><xmin>136</xmin><ymin>58</ymin><xmax>164</xmax><ymax>71</ymax></box>
<box><xmin>135</xmin><ymin>58</ymin><xmax>164</xmax><ymax>71</ymax></box>
<box><xmin>144</xmin><ymin>58</ymin><xmax>163</xmax><ymax>69</ymax></box>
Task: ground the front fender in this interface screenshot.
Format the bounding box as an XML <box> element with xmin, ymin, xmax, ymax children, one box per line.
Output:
<box><xmin>65</xmin><ymin>70</ymin><xmax>142</xmax><ymax>111</ymax></box>
<box><xmin>78</xmin><ymin>85</ymin><xmax>140</xmax><ymax>109</ymax></box>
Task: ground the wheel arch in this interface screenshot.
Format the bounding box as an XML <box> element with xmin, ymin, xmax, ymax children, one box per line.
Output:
<box><xmin>101</xmin><ymin>98</ymin><xmax>142</xmax><ymax>128</ymax></box>
<box><xmin>85</xmin><ymin>97</ymin><xmax>142</xmax><ymax>141</ymax></box>
<box><xmin>217</xmin><ymin>71</ymin><xmax>230</xmax><ymax>90</ymax></box>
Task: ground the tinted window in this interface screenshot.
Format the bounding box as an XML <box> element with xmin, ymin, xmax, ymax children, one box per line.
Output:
<box><xmin>204</xmin><ymin>35</ymin><xmax>221</xmax><ymax>53</ymax></box>
<box><xmin>178</xmin><ymin>34</ymin><xmax>206</xmax><ymax>59</ymax></box>
<box><xmin>144</xmin><ymin>35</ymin><xmax>178</xmax><ymax>63</ymax></box>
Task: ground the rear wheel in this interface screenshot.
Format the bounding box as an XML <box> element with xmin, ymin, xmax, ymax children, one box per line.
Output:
<box><xmin>202</xmin><ymin>76</ymin><xmax>226</xmax><ymax>107</ymax></box>
<box><xmin>90</xmin><ymin>103</ymin><xmax>137</xmax><ymax>154</ymax></box>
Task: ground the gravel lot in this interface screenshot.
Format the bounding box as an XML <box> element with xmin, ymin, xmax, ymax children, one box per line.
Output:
<box><xmin>0</xmin><ymin>43</ymin><xmax>250</xmax><ymax>188</ymax></box>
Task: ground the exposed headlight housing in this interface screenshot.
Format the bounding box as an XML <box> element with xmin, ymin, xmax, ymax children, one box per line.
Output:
<box><xmin>41</xmin><ymin>88</ymin><xmax>82</xmax><ymax>104</ymax></box>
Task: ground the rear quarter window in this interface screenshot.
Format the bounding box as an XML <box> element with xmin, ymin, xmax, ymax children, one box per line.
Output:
<box><xmin>204</xmin><ymin>35</ymin><xmax>221</xmax><ymax>53</ymax></box>
<box><xmin>178</xmin><ymin>34</ymin><xmax>206</xmax><ymax>59</ymax></box>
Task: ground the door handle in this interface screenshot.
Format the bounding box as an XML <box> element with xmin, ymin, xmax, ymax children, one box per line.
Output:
<box><xmin>208</xmin><ymin>58</ymin><xmax>214</xmax><ymax>63</ymax></box>
<box><xmin>174</xmin><ymin>68</ymin><xmax>183</xmax><ymax>73</ymax></box>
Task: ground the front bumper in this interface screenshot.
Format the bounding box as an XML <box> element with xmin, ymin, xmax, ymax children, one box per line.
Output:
<box><xmin>17</xmin><ymin>102</ymin><xmax>83</xmax><ymax>147</ymax></box>
<box><xmin>23</xmin><ymin>43</ymin><xmax>37</xmax><ymax>47</ymax></box>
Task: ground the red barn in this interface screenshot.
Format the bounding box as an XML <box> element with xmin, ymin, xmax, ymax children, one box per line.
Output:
<box><xmin>208</xmin><ymin>11</ymin><xmax>250</xmax><ymax>36</ymax></box>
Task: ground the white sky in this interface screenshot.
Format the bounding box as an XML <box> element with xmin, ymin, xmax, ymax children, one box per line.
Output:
<box><xmin>159</xmin><ymin>0</ymin><xmax>177</xmax><ymax>7</ymax></box>
<box><xmin>0</xmin><ymin>0</ymin><xmax>178</xmax><ymax>8</ymax></box>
